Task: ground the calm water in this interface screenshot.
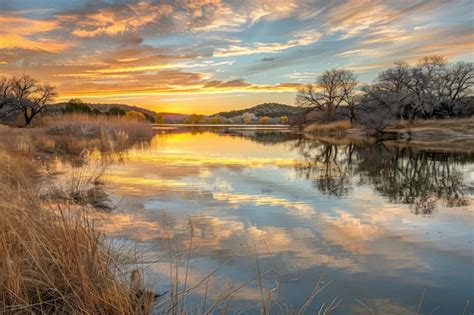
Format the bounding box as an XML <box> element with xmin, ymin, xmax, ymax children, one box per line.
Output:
<box><xmin>97</xmin><ymin>128</ymin><xmax>474</xmax><ymax>314</ymax></box>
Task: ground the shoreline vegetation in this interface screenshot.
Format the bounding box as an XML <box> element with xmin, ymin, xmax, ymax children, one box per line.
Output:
<box><xmin>303</xmin><ymin>117</ymin><xmax>474</xmax><ymax>152</ymax></box>
<box><xmin>0</xmin><ymin>114</ymin><xmax>157</xmax><ymax>313</ymax></box>
<box><xmin>295</xmin><ymin>56</ymin><xmax>473</xmax><ymax>145</ymax></box>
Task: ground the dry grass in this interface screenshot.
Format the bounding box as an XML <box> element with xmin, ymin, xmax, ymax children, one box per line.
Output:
<box><xmin>390</xmin><ymin>116</ymin><xmax>474</xmax><ymax>132</ymax></box>
<box><xmin>304</xmin><ymin>117</ymin><xmax>474</xmax><ymax>148</ymax></box>
<box><xmin>8</xmin><ymin>113</ymin><xmax>157</xmax><ymax>166</ymax></box>
<box><xmin>385</xmin><ymin>117</ymin><xmax>474</xmax><ymax>151</ymax></box>
<box><xmin>304</xmin><ymin>120</ymin><xmax>353</xmax><ymax>134</ymax></box>
<box><xmin>39</xmin><ymin>113</ymin><xmax>154</xmax><ymax>156</ymax></box>
<box><xmin>0</xmin><ymin>127</ymin><xmax>155</xmax><ymax>314</ymax></box>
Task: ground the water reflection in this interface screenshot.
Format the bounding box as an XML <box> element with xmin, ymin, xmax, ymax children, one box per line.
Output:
<box><xmin>94</xmin><ymin>128</ymin><xmax>473</xmax><ymax>314</ymax></box>
<box><xmin>294</xmin><ymin>136</ymin><xmax>473</xmax><ymax>214</ymax></box>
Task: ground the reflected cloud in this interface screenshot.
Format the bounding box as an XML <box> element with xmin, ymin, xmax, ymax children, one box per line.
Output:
<box><xmin>92</xmin><ymin>130</ymin><xmax>473</xmax><ymax>312</ymax></box>
<box><xmin>213</xmin><ymin>192</ymin><xmax>316</xmax><ymax>216</ymax></box>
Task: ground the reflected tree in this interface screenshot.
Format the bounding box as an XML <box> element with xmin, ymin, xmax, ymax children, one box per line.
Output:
<box><xmin>357</xmin><ymin>146</ymin><xmax>470</xmax><ymax>214</ymax></box>
<box><xmin>294</xmin><ymin>136</ymin><xmax>356</xmax><ymax>197</ymax></box>
<box><xmin>293</xmin><ymin>136</ymin><xmax>472</xmax><ymax>215</ymax></box>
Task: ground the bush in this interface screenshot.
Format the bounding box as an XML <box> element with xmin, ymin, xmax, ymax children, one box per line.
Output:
<box><xmin>126</xmin><ymin>111</ymin><xmax>147</xmax><ymax>121</ymax></box>
<box><xmin>258</xmin><ymin>116</ymin><xmax>270</xmax><ymax>124</ymax></box>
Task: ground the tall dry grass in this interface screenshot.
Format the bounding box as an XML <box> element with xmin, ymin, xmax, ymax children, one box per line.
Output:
<box><xmin>304</xmin><ymin>120</ymin><xmax>353</xmax><ymax>134</ymax></box>
<box><xmin>0</xmin><ymin>127</ymin><xmax>155</xmax><ymax>314</ymax></box>
<box><xmin>38</xmin><ymin>113</ymin><xmax>154</xmax><ymax>157</ymax></box>
<box><xmin>41</xmin><ymin>113</ymin><xmax>153</xmax><ymax>138</ymax></box>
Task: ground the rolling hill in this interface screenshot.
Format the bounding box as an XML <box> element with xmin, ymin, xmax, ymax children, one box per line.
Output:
<box><xmin>211</xmin><ymin>103</ymin><xmax>305</xmax><ymax>119</ymax></box>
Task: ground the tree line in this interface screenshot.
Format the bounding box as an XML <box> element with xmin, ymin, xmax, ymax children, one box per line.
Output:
<box><xmin>296</xmin><ymin>56</ymin><xmax>473</xmax><ymax>133</ymax></box>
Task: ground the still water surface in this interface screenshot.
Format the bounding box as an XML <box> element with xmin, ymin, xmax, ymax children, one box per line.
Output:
<box><xmin>98</xmin><ymin>128</ymin><xmax>473</xmax><ymax>314</ymax></box>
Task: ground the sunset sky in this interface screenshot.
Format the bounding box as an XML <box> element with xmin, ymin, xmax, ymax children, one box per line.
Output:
<box><xmin>1</xmin><ymin>0</ymin><xmax>473</xmax><ymax>114</ymax></box>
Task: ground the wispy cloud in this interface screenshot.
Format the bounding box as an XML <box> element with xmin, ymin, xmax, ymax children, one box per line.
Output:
<box><xmin>215</xmin><ymin>32</ymin><xmax>322</xmax><ymax>56</ymax></box>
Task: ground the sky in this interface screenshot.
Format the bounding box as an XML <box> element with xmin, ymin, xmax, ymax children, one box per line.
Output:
<box><xmin>0</xmin><ymin>0</ymin><xmax>473</xmax><ymax>114</ymax></box>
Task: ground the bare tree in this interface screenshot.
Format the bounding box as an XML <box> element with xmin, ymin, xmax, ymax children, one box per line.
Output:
<box><xmin>340</xmin><ymin>70</ymin><xmax>359</xmax><ymax>123</ymax></box>
<box><xmin>364</xmin><ymin>61</ymin><xmax>413</xmax><ymax>120</ymax></box>
<box><xmin>357</xmin><ymin>63</ymin><xmax>413</xmax><ymax>133</ymax></box>
<box><xmin>357</xmin><ymin>102</ymin><xmax>396</xmax><ymax>134</ymax></box>
<box><xmin>407</xmin><ymin>56</ymin><xmax>448</xmax><ymax>120</ymax></box>
<box><xmin>4</xmin><ymin>75</ymin><xmax>57</xmax><ymax>125</ymax></box>
<box><xmin>0</xmin><ymin>76</ymin><xmax>14</xmax><ymax>110</ymax></box>
<box><xmin>362</xmin><ymin>57</ymin><xmax>473</xmax><ymax>123</ymax></box>
<box><xmin>295</xmin><ymin>55</ymin><xmax>472</xmax><ymax>130</ymax></box>
<box><xmin>438</xmin><ymin>61</ymin><xmax>474</xmax><ymax>116</ymax></box>
<box><xmin>296</xmin><ymin>69</ymin><xmax>358</xmax><ymax>122</ymax></box>
<box><xmin>399</xmin><ymin>56</ymin><xmax>474</xmax><ymax>119</ymax></box>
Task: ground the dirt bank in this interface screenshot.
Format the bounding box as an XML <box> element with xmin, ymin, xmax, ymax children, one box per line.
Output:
<box><xmin>303</xmin><ymin>117</ymin><xmax>474</xmax><ymax>152</ymax></box>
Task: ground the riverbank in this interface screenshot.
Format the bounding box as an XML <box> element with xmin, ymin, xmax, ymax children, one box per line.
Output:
<box><xmin>304</xmin><ymin>117</ymin><xmax>474</xmax><ymax>152</ymax></box>
<box><xmin>0</xmin><ymin>115</ymin><xmax>156</xmax><ymax>313</ymax></box>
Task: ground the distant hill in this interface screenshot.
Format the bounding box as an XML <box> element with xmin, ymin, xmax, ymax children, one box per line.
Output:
<box><xmin>157</xmin><ymin>113</ymin><xmax>190</xmax><ymax>123</ymax></box>
<box><xmin>211</xmin><ymin>103</ymin><xmax>305</xmax><ymax>119</ymax></box>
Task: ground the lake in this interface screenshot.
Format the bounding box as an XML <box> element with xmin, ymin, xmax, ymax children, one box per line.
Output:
<box><xmin>95</xmin><ymin>127</ymin><xmax>474</xmax><ymax>314</ymax></box>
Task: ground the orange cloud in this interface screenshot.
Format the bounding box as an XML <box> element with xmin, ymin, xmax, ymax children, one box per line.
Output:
<box><xmin>0</xmin><ymin>33</ymin><xmax>71</xmax><ymax>53</ymax></box>
<box><xmin>0</xmin><ymin>14</ymin><xmax>70</xmax><ymax>53</ymax></box>
<box><xmin>67</xmin><ymin>2</ymin><xmax>173</xmax><ymax>37</ymax></box>
<box><xmin>0</xmin><ymin>15</ymin><xmax>58</xmax><ymax>33</ymax></box>
<box><xmin>413</xmin><ymin>31</ymin><xmax>474</xmax><ymax>58</ymax></box>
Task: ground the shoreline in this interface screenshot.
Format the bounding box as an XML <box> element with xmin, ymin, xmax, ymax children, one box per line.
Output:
<box><xmin>302</xmin><ymin>117</ymin><xmax>474</xmax><ymax>152</ymax></box>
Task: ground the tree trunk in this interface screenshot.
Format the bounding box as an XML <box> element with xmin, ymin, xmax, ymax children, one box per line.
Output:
<box><xmin>24</xmin><ymin>115</ymin><xmax>32</xmax><ymax>126</ymax></box>
<box><xmin>408</xmin><ymin>110</ymin><xmax>416</xmax><ymax>125</ymax></box>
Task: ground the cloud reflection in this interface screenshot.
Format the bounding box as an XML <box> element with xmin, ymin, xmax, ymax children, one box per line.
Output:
<box><xmin>90</xmin><ymin>131</ymin><xmax>474</xmax><ymax>311</ymax></box>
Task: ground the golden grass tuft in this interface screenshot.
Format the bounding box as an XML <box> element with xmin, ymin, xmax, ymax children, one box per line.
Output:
<box><xmin>43</xmin><ymin>113</ymin><xmax>154</xmax><ymax>146</ymax></box>
<box><xmin>304</xmin><ymin>120</ymin><xmax>353</xmax><ymax>134</ymax></box>
<box><xmin>27</xmin><ymin>113</ymin><xmax>154</xmax><ymax>164</ymax></box>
